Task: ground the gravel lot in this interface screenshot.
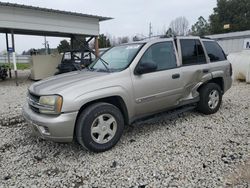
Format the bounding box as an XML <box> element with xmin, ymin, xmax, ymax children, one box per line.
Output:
<box><xmin>0</xmin><ymin>70</ymin><xmax>249</xmax><ymax>187</ymax></box>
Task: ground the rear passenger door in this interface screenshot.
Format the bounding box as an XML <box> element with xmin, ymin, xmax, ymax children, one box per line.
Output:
<box><xmin>178</xmin><ymin>39</ymin><xmax>212</xmax><ymax>98</ymax></box>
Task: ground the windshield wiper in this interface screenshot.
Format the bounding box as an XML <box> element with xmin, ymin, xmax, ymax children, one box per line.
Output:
<box><xmin>98</xmin><ymin>58</ymin><xmax>110</xmax><ymax>72</ymax></box>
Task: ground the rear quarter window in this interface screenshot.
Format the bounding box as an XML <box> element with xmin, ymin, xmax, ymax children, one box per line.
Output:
<box><xmin>203</xmin><ymin>41</ymin><xmax>226</xmax><ymax>62</ymax></box>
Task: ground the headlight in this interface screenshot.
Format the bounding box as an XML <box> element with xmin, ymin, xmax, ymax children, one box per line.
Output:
<box><xmin>39</xmin><ymin>95</ymin><xmax>63</xmax><ymax>114</ymax></box>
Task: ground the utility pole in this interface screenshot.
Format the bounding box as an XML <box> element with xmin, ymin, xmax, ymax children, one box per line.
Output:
<box><xmin>149</xmin><ymin>22</ymin><xmax>153</xmax><ymax>38</ymax></box>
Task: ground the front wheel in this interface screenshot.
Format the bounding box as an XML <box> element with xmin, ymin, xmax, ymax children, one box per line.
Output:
<box><xmin>197</xmin><ymin>83</ymin><xmax>222</xmax><ymax>115</ymax></box>
<box><xmin>75</xmin><ymin>103</ymin><xmax>124</xmax><ymax>152</ymax></box>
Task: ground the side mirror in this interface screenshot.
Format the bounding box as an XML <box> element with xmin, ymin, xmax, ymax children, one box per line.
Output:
<box><xmin>135</xmin><ymin>62</ymin><xmax>157</xmax><ymax>75</ymax></box>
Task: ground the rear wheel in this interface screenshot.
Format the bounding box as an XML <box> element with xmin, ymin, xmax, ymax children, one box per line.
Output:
<box><xmin>197</xmin><ymin>83</ymin><xmax>222</xmax><ymax>115</ymax></box>
<box><xmin>75</xmin><ymin>102</ymin><xmax>124</xmax><ymax>152</ymax></box>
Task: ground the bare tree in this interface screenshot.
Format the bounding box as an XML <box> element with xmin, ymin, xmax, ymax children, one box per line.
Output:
<box><xmin>169</xmin><ymin>17</ymin><xmax>189</xmax><ymax>36</ymax></box>
<box><xmin>117</xmin><ymin>36</ymin><xmax>129</xmax><ymax>44</ymax></box>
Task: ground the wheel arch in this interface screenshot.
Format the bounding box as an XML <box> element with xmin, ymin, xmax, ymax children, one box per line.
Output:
<box><xmin>73</xmin><ymin>96</ymin><xmax>129</xmax><ymax>139</ymax></box>
<box><xmin>198</xmin><ymin>77</ymin><xmax>224</xmax><ymax>94</ymax></box>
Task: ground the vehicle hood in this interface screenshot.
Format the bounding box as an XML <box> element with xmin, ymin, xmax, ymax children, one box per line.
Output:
<box><xmin>29</xmin><ymin>70</ymin><xmax>109</xmax><ymax>95</ymax></box>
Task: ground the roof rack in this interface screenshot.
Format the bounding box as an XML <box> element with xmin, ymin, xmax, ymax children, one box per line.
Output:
<box><xmin>135</xmin><ymin>34</ymin><xmax>176</xmax><ymax>41</ymax></box>
<box><xmin>200</xmin><ymin>36</ymin><xmax>211</xmax><ymax>39</ymax></box>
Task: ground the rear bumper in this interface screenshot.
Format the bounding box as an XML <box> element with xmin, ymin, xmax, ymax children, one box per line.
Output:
<box><xmin>224</xmin><ymin>77</ymin><xmax>233</xmax><ymax>93</ymax></box>
<box><xmin>22</xmin><ymin>103</ymin><xmax>78</xmax><ymax>142</ymax></box>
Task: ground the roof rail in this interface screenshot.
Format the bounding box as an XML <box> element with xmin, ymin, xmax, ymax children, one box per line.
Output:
<box><xmin>135</xmin><ymin>34</ymin><xmax>176</xmax><ymax>41</ymax></box>
<box><xmin>200</xmin><ymin>36</ymin><xmax>211</xmax><ymax>39</ymax></box>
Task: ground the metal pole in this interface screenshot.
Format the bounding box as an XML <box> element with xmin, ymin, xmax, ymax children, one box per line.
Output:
<box><xmin>5</xmin><ymin>33</ymin><xmax>12</xmax><ymax>78</ymax></box>
<box><xmin>11</xmin><ymin>30</ymin><xmax>18</xmax><ymax>86</ymax></box>
<box><xmin>44</xmin><ymin>36</ymin><xmax>47</xmax><ymax>55</ymax></box>
<box><xmin>94</xmin><ymin>36</ymin><xmax>99</xmax><ymax>57</ymax></box>
<box><xmin>70</xmin><ymin>36</ymin><xmax>74</xmax><ymax>49</ymax></box>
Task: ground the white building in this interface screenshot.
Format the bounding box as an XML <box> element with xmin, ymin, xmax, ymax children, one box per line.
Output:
<box><xmin>207</xmin><ymin>30</ymin><xmax>250</xmax><ymax>54</ymax></box>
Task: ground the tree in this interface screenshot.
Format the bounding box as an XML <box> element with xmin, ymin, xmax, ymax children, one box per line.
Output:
<box><xmin>209</xmin><ymin>0</ymin><xmax>250</xmax><ymax>34</ymax></box>
<box><xmin>169</xmin><ymin>17</ymin><xmax>189</xmax><ymax>36</ymax></box>
<box><xmin>191</xmin><ymin>16</ymin><xmax>210</xmax><ymax>36</ymax></box>
<box><xmin>132</xmin><ymin>36</ymin><xmax>140</xmax><ymax>42</ymax></box>
<box><xmin>98</xmin><ymin>34</ymin><xmax>111</xmax><ymax>48</ymax></box>
<box><xmin>117</xmin><ymin>36</ymin><xmax>129</xmax><ymax>44</ymax></box>
<box><xmin>165</xmin><ymin>28</ymin><xmax>174</xmax><ymax>37</ymax></box>
<box><xmin>57</xmin><ymin>40</ymin><xmax>70</xmax><ymax>53</ymax></box>
<box><xmin>69</xmin><ymin>36</ymin><xmax>88</xmax><ymax>50</ymax></box>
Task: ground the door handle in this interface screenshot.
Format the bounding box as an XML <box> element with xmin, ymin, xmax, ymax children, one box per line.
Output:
<box><xmin>172</xmin><ymin>73</ymin><xmax>180</xmax><ymax>79</ymax></box>
<box><xmin>203</xmin><ymin>69</ymin><xmax>209</xmax><ymax>73</ymax></box>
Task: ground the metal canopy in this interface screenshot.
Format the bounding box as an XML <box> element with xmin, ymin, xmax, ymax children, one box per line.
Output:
<box><xmin>0</xmin><ymin>2</ymin><xmax>111</xmax><ymax>85</ymax></box>
<box><xmin>0</xmin><ymin>2</ymin><xmax>112</xmax><ymax>37</ymax></box>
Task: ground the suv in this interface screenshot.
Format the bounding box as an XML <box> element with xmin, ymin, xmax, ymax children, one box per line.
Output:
<box><xmin>22</xmin><ymin>37</ymin><xmax>232</xmax><ymax>152</ymax></box>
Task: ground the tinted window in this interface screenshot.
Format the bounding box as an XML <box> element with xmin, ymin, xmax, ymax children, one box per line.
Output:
<box><xmin>139</xmin><ymin>42</ymin><xmax>177</xmax><ymax>71</ymax></box>
<box><xmin>203</xmin><ymin>41</ymin><xmax>226</xmax><ymax>62</ymax></box>
<box><xmin>180</xmin><ymin>39</ymin><xmax>206</xmax><ymax>65</ymax></box>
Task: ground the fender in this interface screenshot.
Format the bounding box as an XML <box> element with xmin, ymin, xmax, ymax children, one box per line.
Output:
<box><xmin>62</xmin><ymin>86</ymin><xmax>134</xmax><ymax>120</ymax></box>
<box><xmin>211</xmin><ymin>70</ymin><xmax>225</xmax><ymax>79</ymax></box>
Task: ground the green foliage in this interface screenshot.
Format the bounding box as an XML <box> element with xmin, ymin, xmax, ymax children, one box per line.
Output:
<box><xmin>71</xmin><ymin>36</ymin><xmax>87</xmax><ymax>49</ymax></box>
<box><xmin>0</xmin><ymin>63</ymin><xmax>30</xmax><ymax>70</ymax></box>
<box><xmin>98</xmin><ymin>34</ymin><xmax>111</xmax><ymax>48</ymax></box>
<box><xmin>191</xmin><ymin>16</ymin><xmax>210</xmax><ymax>36</ymax></box>
<box><xmin>209</xmin><ymin>0</ymin><xmax>250</xmax><ymax>34</ymax></box>
<box><xmin>57</xmin><ymin>40</ymin><xmax>71</xmax><ymax>53</ymax></box>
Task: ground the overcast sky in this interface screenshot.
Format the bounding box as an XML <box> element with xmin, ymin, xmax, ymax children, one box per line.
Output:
<box><xmin>0</xmin><ymin>0</ymin><xmax>217</xmax><ymax>53</ymax></box>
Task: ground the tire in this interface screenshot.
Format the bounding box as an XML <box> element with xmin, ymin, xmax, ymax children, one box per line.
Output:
<box><xmin>197</xmin><ymin>83</ymin><xmax>222</xmax><ymax>115</ymax></box>
<box><xmin>75</xmin><ymin>102</ymin><xmax>124</xmax><ymax>152</ymax></box>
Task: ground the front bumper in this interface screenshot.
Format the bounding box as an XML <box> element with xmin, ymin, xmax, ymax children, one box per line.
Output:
<box><xmin>22</xmin><ymin>103</ymin><xmax>78</xmax><ymax>142</ymax></box>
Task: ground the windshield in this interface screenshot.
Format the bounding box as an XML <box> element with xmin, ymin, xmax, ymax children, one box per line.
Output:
<box><xmin>89</xmin><ymin>43</ymin><xmax>144</xmax><ymax>72</ymax></box>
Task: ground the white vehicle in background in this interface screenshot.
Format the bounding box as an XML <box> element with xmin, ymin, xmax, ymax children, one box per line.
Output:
<box><xmin>228</xmin><ymin>50</ymin><xmax>250</xmax><ymax>83</ymax></box>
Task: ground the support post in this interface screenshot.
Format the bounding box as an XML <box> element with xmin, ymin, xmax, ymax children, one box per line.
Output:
<box><xmin>70</xmin><ymin>36</ymin><xmax>74</xmax><ymax>49</ymax></box>
<box><xmin>11</xmin><ymin>30</ymin><xmax>18</xmax><ymax>86</ymax></box>
<box><xmin>5</xmin><ymin>33</ymin><xmax>12</xmax><ymax>78</ymax></box>
<box><xmin>94</xmin><ymin>36</ymin><xmax>99</xmax><ymax>57</ymax></box>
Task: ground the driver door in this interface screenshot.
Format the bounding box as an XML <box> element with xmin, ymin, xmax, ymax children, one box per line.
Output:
<box><xmin>131</xmin><ymin>41</ymin><xmax>183</xmax><ymax>116</ymax></box>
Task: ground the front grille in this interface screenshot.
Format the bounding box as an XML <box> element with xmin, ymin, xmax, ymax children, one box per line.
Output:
<box><xmin>30</xmin><ymin>105</ymin><xmax>40</xmax><ymax>113</ymax></box>
<box><xmin>28</xmin><ymin>92</ymin><xmax>40</xmax><ymax>113</ymax></box>
<box><xmin>29</xmin><ymin>92</ymin><xmax>40</xmax><ymax>103</ymax></box>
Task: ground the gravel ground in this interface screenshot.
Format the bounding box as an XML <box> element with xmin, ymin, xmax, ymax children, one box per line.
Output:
<box><xmin>0</xmin><ymin>71</ymin><xmax>249</xmax><ymax>187</ymax></box>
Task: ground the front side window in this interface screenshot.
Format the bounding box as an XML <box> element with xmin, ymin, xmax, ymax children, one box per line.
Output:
<box><xmin>180</xmin><ymin>39</ymin><xmax>206</xmax><ymax>65</ymax></box>
<box><xmin>203</xmin><ymin>41</ymin><xmax>226</xmax><ymax>62</ymax></box>
<box><xmin>89</xmin><ymin>44</ymin><xmax>144</xmax><ymax>72</ymax></box>
<box><xmin>139</xmin><ymin>42</ymin><xmax>177</xmax><ymax>71</ymax></box>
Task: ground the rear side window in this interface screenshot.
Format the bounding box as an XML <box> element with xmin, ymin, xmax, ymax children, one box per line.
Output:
<box><xmin>140</xmin><ymin>42</ymin><xmax>177</xmax><ymax>71</ymax></box>
<box><xmin>180</xmin><ymin>39</ymin><xmax>206</xmax><ymax>65</ymax></box>
<box><xmin>203</xmin><ymin>41</ymin><xmax>226</xmax><ymax>62</ymax></box>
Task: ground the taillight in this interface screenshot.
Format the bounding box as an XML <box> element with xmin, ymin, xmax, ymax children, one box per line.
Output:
<box><xmin>229</xmin><ymin>63</ymin><xmax>233</xmax><ymax>76</ymax></box>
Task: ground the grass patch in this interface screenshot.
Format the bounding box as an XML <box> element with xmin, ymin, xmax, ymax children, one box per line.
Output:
<box><xmin>0</xmin><ymin>63</ymin><xmax>31</xmax><ymax>70</ymax></box>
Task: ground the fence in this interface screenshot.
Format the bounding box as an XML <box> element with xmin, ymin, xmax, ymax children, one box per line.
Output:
<box><xmin>0</xmin><ymin>55</ymin><xmax>31</xmax><ymax>64</ymax></box>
